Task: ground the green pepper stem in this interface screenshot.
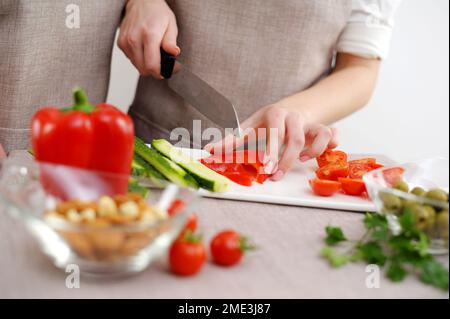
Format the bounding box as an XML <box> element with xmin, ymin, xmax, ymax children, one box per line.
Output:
<box><xmin>72</xmin><ymin>88</ymin><xmax>95</xmax><ymax>113</ymax></box>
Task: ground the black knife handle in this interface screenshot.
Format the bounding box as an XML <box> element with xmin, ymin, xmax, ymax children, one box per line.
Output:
<box><xmin>160</xmin><ymin>48</ymin><xmax>176</xmax><ymax>79</ymax></box>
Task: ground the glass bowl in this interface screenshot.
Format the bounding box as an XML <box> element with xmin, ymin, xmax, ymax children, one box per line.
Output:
<box><xmin>0</xmin><ymin>152</ymin><xmax>198</xmax><ymax>277</ymax></box>
<box><xmin>364</xmin><ymin>157</ymin><xmax>449</xmax><ymax>255</ymax></box>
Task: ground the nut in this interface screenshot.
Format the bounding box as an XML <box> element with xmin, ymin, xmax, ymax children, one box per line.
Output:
<box><xmin>80</xmin><ymin>208</ymin><xmax>96</xmax><ymax>222</ymax></box>
<box><xmin>119</xmin><ymin>201</ymin><xmax>139</xmax><ymax>218</ymax></box>
<box><xmin>98</xmin><ymin>196</ymin><xmax>118</xmax><ymax>217</ymax></box>
<box><xmin>66</xmin><ymin>209</ymin><xmax>81</xmax><ymax>223</ymax></box>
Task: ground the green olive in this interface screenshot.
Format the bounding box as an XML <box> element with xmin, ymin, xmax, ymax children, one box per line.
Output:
<box><xmin>437</xmin><ymin>210</ymin><xmax>449</xmax><ymax>239</ymax></box>
<box><xmin>426</xmin><ymin>189</ymin><xmax>449</xmax><ymax>203</ymax></box>
<box><xmin>402</xmin><ymin>199</ymin><xmax>417</xmax><ymax>209</ymax></box>
<box><xmin>423</xmin><ymin>205</ymin><xmax>437</xmax><ymax>230</ymax></box>
<box><xmin>411</xmin><ymin>187</ymin><xmax>427</xmax><ymax>197</ymax></box>
<box><xmin>393</xmin><ymin>180</ymin><xmax>409</xmax><ymax>193</ymax></box>
<box><xmin>380</xmin><ymin>192</ymin><xmax>402</xmax><ymax>212</ymax></box>
<box><xmin>411</xmin><ymin>205</ymin><xmax>431</xmax><ymax>230</ymax></box>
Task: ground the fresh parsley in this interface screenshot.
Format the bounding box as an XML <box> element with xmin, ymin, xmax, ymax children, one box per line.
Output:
<box><xmin>321</xmin><ymin>211</ymin><xmax>449</xmax><ymax>291</ymax></box>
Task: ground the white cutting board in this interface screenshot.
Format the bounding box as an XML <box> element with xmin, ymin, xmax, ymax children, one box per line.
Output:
<box><xmin>183</xmin><ymin>149</ymin><xmax>397</xmax><ymax>213</ymax></box>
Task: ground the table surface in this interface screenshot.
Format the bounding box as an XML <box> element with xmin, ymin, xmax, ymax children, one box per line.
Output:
<box><xmin>0</xmin><ymin>197</ymin><xmax>448</xmax><ymax>299</ymax></box>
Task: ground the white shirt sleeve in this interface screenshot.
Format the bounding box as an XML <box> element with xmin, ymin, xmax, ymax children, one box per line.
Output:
<box><xmin>337</xmin><ymin>0</ymin><xmax>402</xmax><ymax>59</ymax></box>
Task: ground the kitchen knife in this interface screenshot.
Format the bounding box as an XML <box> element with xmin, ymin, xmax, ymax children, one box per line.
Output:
<box><xmin>161</xmin><ymin>49</ymin><xmax>241</xmax><ymax>135</ymax></box>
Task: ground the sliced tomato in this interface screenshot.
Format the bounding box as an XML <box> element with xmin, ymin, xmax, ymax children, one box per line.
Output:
<box><xmin>309</xmin><ymin>179</ymin><xmax>341</xmax><ymax>197</ymax></box>
<box><xmin>317</xmin><ymin>150</ymin><xmax>348</xmax><ymax>168</ymax></box>
<box><xmin>348</xmin><ymin>158</ymin><xmax>377</xmax><ymax>165</ymax></box>
<box><xmin>348</xmin><ymin>163</ymin><xmax>374</xmax><ymax>180</ymax></box>
<box><xmin>370</xmin><ymin>163</ymin><xmax>385</xmax><ymax>170</ymax></box>
<box><xmin>339</xmin><ymin>178</ymin><xmax>367</xmax><ymax>196</ymax></box>
<box><xmin>316</xmin><ymin>161</ymin><xmax>349</xmax><ymax>181</ymax></box>
<box><xmin>383</xmin><ymin>167</ymin><xmax>405</xmax><ymax>186</ymax></box>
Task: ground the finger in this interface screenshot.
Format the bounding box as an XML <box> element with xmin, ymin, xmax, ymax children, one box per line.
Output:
<box><xmin>117</xmin><ymin>31</ymin><xmax>133</xmax><ymax>61</ymax></box>
<box><xmin>274</xmin><ymin>115</ymin><xmax>305</xmax><ymax>181</ymax></box>
<box><xmin>328</xmin><ymin>127</ymin><xmax>339</xmax><ymax>149</ymax></box>
<box><xmin>143</xmin><ymin>29</ymin><xmax>165</xmax><ymax>78</ymax></box>
<box><xmin>299</xmin><ymin>124</ymin><xmax>333</xmax><ymax>161</ymax></box>
<box><xmin>264</xmin><ymin>108</ymin><xmax>286</xmax><ymax>174</ymax></box>
<box><xmin>161</xmin><ymin>18</ymin><xmax>180</xmax><ymax>56</ymax></box>
<box><xmin>205</xmin><ymin>127</ymin><xmax>255</xmax><ymax>155</ymax></box>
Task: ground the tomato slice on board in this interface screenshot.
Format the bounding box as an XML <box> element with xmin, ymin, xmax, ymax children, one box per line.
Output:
<box><xmin>339</xmin><ymin>178</ymin><xmax>367</xmax><ymax>196</ymax></box>
<box><xmin>317</xmin><ymin>150</ymin><xmax>348</xmax><ymax>168</ymax></box>
<box><xmin>309</xmin><ymin>179</ymin><xmax>342</xmax><ymax>197</ymax></box>
<box><xmin>370</xmin><ymin>163</ymin><xmax>385</xmax><ymax>170</ymax></box>
<box><xmin>348</xmin><ymin>163</ymin><xmax>374</xmax><ymax>180</ymax></box>
<box><xmin>316</xmin><ymin>161</ymin><xmax>349</xmax><ymax>181</ymax></box>
<box><xmin>348</xmin><ymin>158</ymin><xmax>377</xmax><ymax>165</ymax></box>
<box><xmin>383</xmin><ymin>167</ymin><xmax>405</xmax><ymax>186</ymax></box>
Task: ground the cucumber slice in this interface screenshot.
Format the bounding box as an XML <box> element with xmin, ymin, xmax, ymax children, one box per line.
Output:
<box><xmin>133</xmin><ymin>153</ymin><xmax>167</xmax><ymax>181</ymax></box>
<box><xmin>134</xmin><ymin>137</ymin><xmax>198</xmax><ymax>189</ymax></box>
<box><xmin>152</xmin><ymin>139</ymin><xmax>230</xmax><ymax>193</ymax></box>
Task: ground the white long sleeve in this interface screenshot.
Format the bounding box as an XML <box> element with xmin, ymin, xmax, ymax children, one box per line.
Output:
<box><xmin>337</xmin><ymin>0</ymin><xmax>403</xmax><ymax>59</ymax></box>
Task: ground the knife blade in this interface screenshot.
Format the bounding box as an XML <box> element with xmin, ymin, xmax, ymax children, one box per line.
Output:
<box><xmin>161</xmin><ymin>49</ymin><xmax>241</xmax><ymax>135</ymax></box>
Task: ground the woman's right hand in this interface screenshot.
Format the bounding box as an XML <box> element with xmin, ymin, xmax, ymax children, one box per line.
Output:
<box><xmin>118</xmin><ymin>0</ymin><xmax>180</xmax><ymax>79</ymax></box>
<box><xmin>0</xmin><ymin>144</ymin><xmax>6</xmax><ymax>159</ymax></box>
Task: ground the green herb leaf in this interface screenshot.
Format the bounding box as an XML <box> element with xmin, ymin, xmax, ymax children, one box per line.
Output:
<box><xmin>320</xmin><ymin>247</ymin><xmax>350</xmax><ymax>268</ymax></box>
<box><xmin>357</xmin><ymin>241</ymin><xmax>387</xmax><ymax>266</ymax></box>
<box><xmin>325</xmin><ymin>226</ymin><xmax>347</xmax><ymax>246</ymax></box>
<box><xmin>386</xmin><ymin>259</ymin><xmax>408</xmax><ymax>282</ymax></box>
<box><xmin>398</xmin><ymin>209</ymin><xmax>420</xmax><ymax>237</ymax></box>
<box><xmin>419</xmin><ymin>258</ymin><xmax>449</xmax><ymax>291</ymax></box>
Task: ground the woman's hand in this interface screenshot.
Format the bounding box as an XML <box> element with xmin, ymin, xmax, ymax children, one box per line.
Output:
<box><xmin>0</xmin><ymin>144</ymin><xmax>6</xmax><ymax>159</ymax></box>
<box><xmin>118</xmin><ymin>0</ymin><xmax>180</xmax><ymax>78</ymax></box>
<box><xmin>205</xmin><ymin>105</ymin><xmax>338</xmax><ymax>182</ymax></box>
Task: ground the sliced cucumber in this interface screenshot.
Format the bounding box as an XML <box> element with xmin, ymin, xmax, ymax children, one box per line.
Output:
<box><xmin>133</xmin><ymin>153</ymin><xmax>167</xmax><ymax>181</ymax></box>
<box><xmin>152</xmin><ymin>139</ymin><xmax>230</xmax><ymax>193</ymax></box>
<box><xmin>131</xmin><ymin>158</ymin><xmax>146</xmax><ymax>177</ymax></box>
<box><xmin>134</xmin><ymin>137</ymin><xmax>198</xmax><ymax>189</ymax></box>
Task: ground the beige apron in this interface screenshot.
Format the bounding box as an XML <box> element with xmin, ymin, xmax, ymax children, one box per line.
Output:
<box><xmin>130</xmin><ymin>0</ymin><xmax>352</xmax><ymax>148</ymax></box>
<box><xmin>0</xmin><ymin>0</ymin><xmax>125</xmax><ymax>152</ymax></box>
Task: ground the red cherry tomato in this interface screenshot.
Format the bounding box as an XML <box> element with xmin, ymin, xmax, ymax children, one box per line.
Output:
<box><xmin>309</xmin><ymin>179</ymin><xmax>342</xmax><ymax>197</ymax></box>
<box><xmin>316</xmin><ymin>161</ymin><xmax>349</xmax><ymax>181</ymax></box>
<box><xmin>317</xmin><ymin>150</ymin><xmax>348</xmax><ymax>168</ymax></box>
<box><xmin>383</xmin><ymin>167</ymin><xmax>405</xmax><ymax>186</ymax></box>
<box><xmin>210</xmin><ymin>230</ymin><xmax>254</xmax><ymax>267</ymax></box>
<box><xmin>184</xmin><ymin>214</ymin><xmax>198</xmax><ymax>233</ymax></box>
<box><xmin>339</xmin><ymin>178</ymin><xmax>367</xmax><ymax>196</ymax></box>
<box><xmin>169</xmin><ymin>231</ymin><xmax>207</xmax><ymax>276</ymax></box>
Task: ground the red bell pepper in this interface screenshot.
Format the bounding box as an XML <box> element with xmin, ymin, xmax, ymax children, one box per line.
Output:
<box><xmin>201</xmin><ymin>150</ymin><xmax>270</xmax><ymax>187</ymax></box>
<box><xmin>32</xmin><ymin>88</ymin><xmax>134</xmax><ymax>197</ymax></box>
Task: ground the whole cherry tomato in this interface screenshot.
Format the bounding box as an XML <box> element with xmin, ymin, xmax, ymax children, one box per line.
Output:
<box><xmin>210</xmin><ymin>230</ymin><xmax>255</xmax><ymax>267</ymax></box>
<box><xmin>169</xmin><ymin>231</ymin><xmax>207</xmax><ymax>276</ymax></box>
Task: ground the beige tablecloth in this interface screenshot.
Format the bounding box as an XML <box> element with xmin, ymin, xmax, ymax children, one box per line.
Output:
<box><xmin>0</xmin><ymin>198</ymin><xmax>448</xmax><ymax>299</ymax></box>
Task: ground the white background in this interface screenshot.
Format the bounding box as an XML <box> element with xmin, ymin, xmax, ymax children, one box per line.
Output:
<box><xmin>107</xmin><ymin>0</ymin><xmax>449</xmax><ymax>164</ymax></box>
